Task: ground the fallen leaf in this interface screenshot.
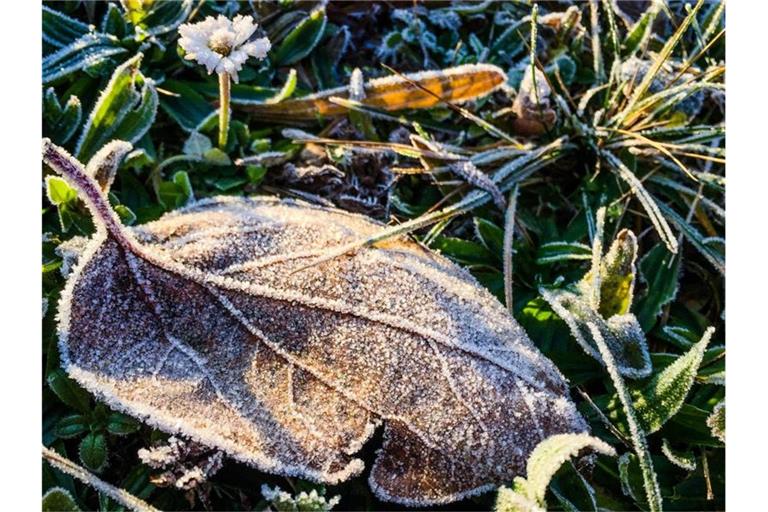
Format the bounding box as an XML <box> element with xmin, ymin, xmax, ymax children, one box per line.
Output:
<box><xmin>43</xmin><ymin>138</ymin><xmax>588</xmax><ymax>506</ymax></box>
<box><xmin>243</xmin><ymin>64</ymin><xmax>507</xmax><ymax>121</ymax></box>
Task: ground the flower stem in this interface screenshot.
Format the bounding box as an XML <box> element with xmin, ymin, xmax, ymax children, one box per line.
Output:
<box><xmin>218</xmin><ymin>72</ymin><xmax>231</xmax><ymax>149</ymax></box>
<box><xmin>588</xmin><ymin>323</ymin><xmax>663</xmax><ymax>512</ymax></box>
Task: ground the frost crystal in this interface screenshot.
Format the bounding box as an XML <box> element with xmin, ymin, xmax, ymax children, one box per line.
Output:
<box><xmin>261</xmin><ymin>484</ymin><xmax>341</xmax><ymax>512</ymax></box>
<box><xmin>178</xmin><ymin>15</ymin><xmax>270</xmax><ymax>82</ymax></box>
<box><xmin>43</xmin><ymin>139</ymin><xmax>589</xmax><ymax>506</ymax></box>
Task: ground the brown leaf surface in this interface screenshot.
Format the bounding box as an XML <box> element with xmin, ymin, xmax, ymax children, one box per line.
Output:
<box><xmin>44</xmin><ymin>139</ymin><xmax>588</xmax><ymax>506</ymax></box>
<box><xmin>243</xmin><ymin>64</ymin><xmax>507</xmax><ymax>121</ymax></box>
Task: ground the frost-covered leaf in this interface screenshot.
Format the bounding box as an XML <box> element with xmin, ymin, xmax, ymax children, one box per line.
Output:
<box><xmin>47</xmin><ymin>368</ymin><xmax>90</xmax><ymax>414</ymax></box>
<box><xmin>76</xmin><ymin>54</ymin><xmax>158</xmax><ymax>162</ymax></box>
<box><xmin>244</xmin><ymin>64</ymin><xmax>507</xmax><ymax>120</ymax></box>
<box><xmin>183</xmin><ymin>132</ymin><xmax>213</xmax><ymax>157</ymax></box>
<box><xmin>54</xmin><ymin>414</ymin><xmax>89</xmax><ymax>439</ymax></box>
<box><xmin>101</xmin><ymin>3</ymin><xmax>128</xmax><ymax>38</ymax></box>
<box><xmin>43</xmin><ymin>88</ymin><xmax>82</xmax><ymax>145</ymax></box>
<box><xmin>536</xmin><ymin>241</ymin><xmax>592</xmax><ymax>265</ymax></box>
<box><xmin>495</xmin><ymin>433</ymin><xmax>615</xmax><ymax>512</ymax></box>
<box><xmin>661</xmin><ymin>439</ymin><xmax>696</xmax><ymax>471</ymax></box>
<box><xmin>593</xmin><ymin>230</ymin><xmax>637</xmax><ymax>318</ymax></box>
<box><xmin>542</xmin><ymin>225</ymin><xmax>651</xmax><ymax>378</ymax></box>
<box><xmin>541</xmin><ymin>287</ymin><xmax>651</xmax><ymax>378</ymax></box>
<box><xmin>85</xmin><ymin>140</ymin><xmax>133</xmax><ymax>193</ymax></box>
<box><xmin>261</xmin><ymin>484</ymin><xmax>341</xmax><ymax>512</ymax></box>
<box><xmin>106</xmin><ymin>412</ymin><xmax>140</xmax><ymax>436</ymax></box>
<box><xmin>123</xmin><ymin>0</ymin><xmax>192</xmax><ymax>38</ymax></box>
<box><xmin>272</xmin><ymin>7</ymin><xmax>327</xmax><ymax>66</ymax></box>
<box><xmin>43</xmin><ymin>33</ymin><xmax>126</xmax><ymax>84</ymax></box>
<box><xmin>634</xmin><ymin>327</ymin><xmax>714</xmax><ymax>434</ymax></box>
<box><xmin>656</xmin><ymin>200</ymin><xmax>725</xmax><ymax>275</ymax></box>
<box><xmin>42</xmin><ymin>487</ymin><xmax>80</xmax><ymax>512</ymax></box>
<box><xmin>707</xmin><ymin>401</ymin><xmax>725</xmax><ymax>443</ymax></box>
<box><xmin>43</xmin><ymin>138</ymin><xmax>589</xmax><ymax>506</ymax></box>
<box><xmin>634</xmin><ymin>244</ymin><xmax>681</xmax><ymax>331</ymax></box>
<box><xmin>42</xmin><ymin>5</ymin><xmax>91</xmax><ymax>49</ymax></box>
<box><xmin>79</xmin><ymin>432</ymin><xmax>108</xmax><ymax>473</ymax></box>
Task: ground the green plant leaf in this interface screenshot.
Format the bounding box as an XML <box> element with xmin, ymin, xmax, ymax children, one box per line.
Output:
<box><xmin>431</xmin><ymin>236</ymin><xmax>495</xmax><ymax>266</ymax></box>
<box><xmin>78</xmin><ymin>432</ymin><xmax>108</xmax><ymax>473</ymax></box>
<box><xmin>474</xmin><ymin>217</ymin><xmax>505</xmax><ymax>256</ymax></box>
<box><xmin>159</xmin><ymin>80</ymin><xmax>215</xmax><ymax>132</ymax></box>
<box><xmin>43</xmin><ymin>33</ymin><xmax>127</xmax><ymax>85</ymax></box>
<box><xmin>661</xmin><ymin>438</ymin><xmax>696</xmax><ymax>471</ymax></box>
<box><xmin>75</xmin><ymin>53</ymin><xmax>158</xmax><ymax>161</ymax></box>
<box><xmin>634</xmin><ymin>327</ymin><xmax>715</xmax><ymax>434</ymax></box>
<box><xmin>496</xmin><ymin>433</ymin><xmax>616</xmax><ymax>512</ymax></box>
<box><xmin>634</xmin><ymin>244</ymin><xmax>681</xmax><ymax>331</ymax></box>
<box><xmin>54</xmin><ymin>414</ymin><xmax>89</xmax><ymax>439</ymax></box>
<box><xmin>42</xmin><ymin>487</ymin><xmax>80</xmax><ymax>512</ymax></box>
<box><xmin>594</xmin><ymin>229</ymin><xmax>637</xmax><ymax>318</ymax></box>
<box><xmin>536</xmin><ymin>241</ymin><xmax>592</xmax><ymax>265</ymax></box>
<box><xmin>272</xmin><ymin>7</ymin><xmax>328</xmax><ymax>66</ymax></box>
<box><xmin>125</xmin><ymin>0</ymin><xmax>192</xmax><ymax>37</ymax></box>
<box><xmin>42</xmin><ymin>5</ymin><xmax>91</xmax><ymax>49</ymax></box>
<box><xmin>106</xmin><ymin>413</ymin><xmax>141</xmax><ymax>436</ymax></box>
<box><xmin>43</xmin><ymin>88</ymin><xmax>82</xmax><ymax>145</ymax></box>
<box><xmin>46</xmin><ymin>176</ymin><xmax>78</xmax><ymax>205</ymax></box>
<box><xmin>183</xmin><ymin>131</ymin><xmax>213</xmax><ymax>157</ymax></box>
<box><xmin>47</xmin><ymin>369</ymin><xmax>91</xmax><ymax>414</ymax></box>
<box><xmin>158</xmin><ymin>171</ymin><xmax>194</xmax><ymax>209</ymax></box>
<box><xmin>101</xmin><ymin>3</ymin><xmax>128</xmax><ymax>38</ymax></box>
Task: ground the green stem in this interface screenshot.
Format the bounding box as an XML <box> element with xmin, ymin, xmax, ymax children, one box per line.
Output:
<box><xmin>218</xmin><ymin>72</ymin><xmax>231</xmax><ymax>149</ymax></box>
<box><xmin>588</xmin><ymin>323</ymin><xmax>663</xmax><ymax>512</ymax></box>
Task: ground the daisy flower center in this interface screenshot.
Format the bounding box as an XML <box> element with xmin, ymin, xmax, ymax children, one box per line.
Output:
<box><xmin>208</xmin><ymin>29</ymin><xmax>236</xmax><ymax>56</ymax></box>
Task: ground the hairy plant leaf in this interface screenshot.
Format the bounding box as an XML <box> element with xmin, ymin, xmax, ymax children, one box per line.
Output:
<box><xmin>495</xmin><ymin>433</ymin><xmax>615</xmax><ymax>512</ymax></box>
<box><xmin>634</xmin><ymin>327</ymin><xmax>714</xmax><ymax>434</ymax></box>
<box><xmin>244</xmin><ymin>64</ymin><xmax>507</xmax><ymax>121</ymax></box>
<box><xmin>43</xmin><ymin>138</ymin><xmax>589</xmax><ymax>506</ymax></box>
<box><xmin>54</xmin><ymin>414</ymin><xmax>89</xmax><ymax>439</ymax></box>
<box><xmin>42</xmin><ymin>487</ymin><xmax>80</xmax><ymax>512</ymax></box>
<box><xmin>706</xmin><ymin>401</ymin><xmax>725</xmax><ymax>443</ymax></box>
<box><xmin>536</xmin><ymin>241</ymin><xmax>592</xmax><ymax>265</ymax></box>
<box><xmin>76</xmin><ymin>54</ymin><xmax>158</xmax><ymax>162</ymax></box>
<box><xmin>79</xmin><ymin>432</ymin><xmax>108</xmax><ymax>473</ymax></box>
<box><xmin>272</xmin><ymin>7</ymin><xmax>327</xmax><ymax>66</ymax></box>
<box><xmin>106</xmin><ymin>412</ymin><xmax>141</xmax><ymax>436</ymax></box>
<box><xmin>47</xmin><ymin>369</ymin><xmax>91</xmax><ymax>414</ymax></box>
<box><xmin>661</xmin><ymin>439</ymin><xmax>696</xmax><ymax>471</ymax></box>
<box><xmin>42</xmin><ymin>33</ymin><xmax>127</xmax><ymax>85</ymax></box>
<box><xmin>542</xmin><ymin>225</ymin><xmax>651</xmax><ymax>378</ymax></box>
<box><xmin>42</xmin><ymin>5</ymin><xmax>91</xmax><ymax>49</ymax></box>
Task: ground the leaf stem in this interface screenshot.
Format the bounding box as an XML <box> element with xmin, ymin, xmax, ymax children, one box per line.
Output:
<box><xmin>588</xmin><ymin>323</ymin><xmax>663</xmax><ymax>512</ymax></box>
<box><xmin>503</xmin><ymin>185</ymin><xmax>519</xmax><ymax>313</ymax></box>
<box><xmin>42</xmin><ymin>139</ymin><xmax>136</xmax><ymax>250</ymax></box>
<box><xmin>42</xmin><ymin>446</ymin><xmax>158</xmax><ymax>512</ymax></box>
<box><xmin>218</xmin><ymin>72</ymin><xmax>231</xmax><ymax>149</ymax></box>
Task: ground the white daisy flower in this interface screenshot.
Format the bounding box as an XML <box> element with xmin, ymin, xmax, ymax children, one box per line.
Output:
<box><xmin>178</xmin><ymin>14</ymin><xmax>270</xmax><ymax>83</ymax></box>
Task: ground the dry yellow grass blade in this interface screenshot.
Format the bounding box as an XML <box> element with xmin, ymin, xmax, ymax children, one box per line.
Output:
<box><xmin>243</xmin><ymin>63</ymin><xmax>506</xmax><ymax>120</ymax></box>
